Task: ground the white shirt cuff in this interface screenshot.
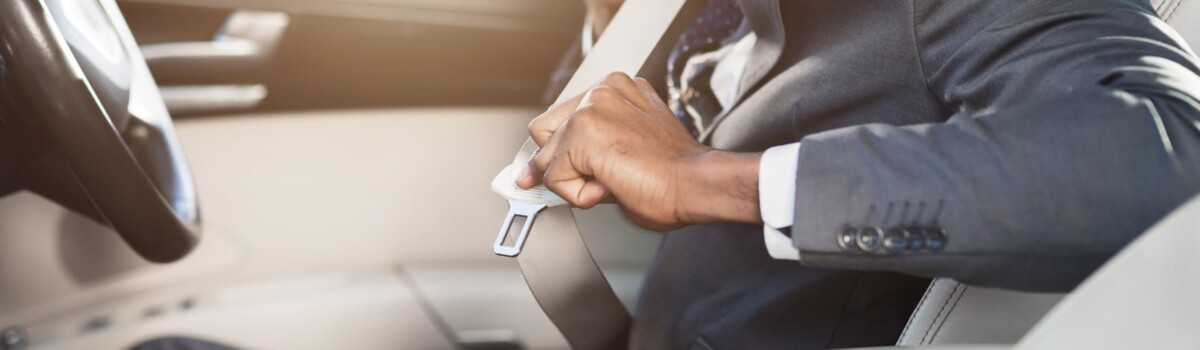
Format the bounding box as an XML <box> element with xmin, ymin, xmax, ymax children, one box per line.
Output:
<box><xmin>760</xmin><ymin>143</ymin><xmax>801</xmax><ymax>260</ymax></box>
<box><xmin>581</xmin><ymin>16</ymin><xmax>595</xmax><ymax>56</ymax></box>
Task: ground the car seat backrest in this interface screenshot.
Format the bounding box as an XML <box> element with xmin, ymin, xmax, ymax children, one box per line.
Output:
<box><xmin>896</xmin><ymin>280</ymin><xmax>1064</xmax><ymax>345</ymax></box>
<box><xmin>897</xmin><ymin>1</ymin><xmax>1197</xmax><ymax>345</ymax></box>
<box><xmin>1154</xmin><ymin>0</ymin><xmax>1200</xmax><ymax>47</ymax></box>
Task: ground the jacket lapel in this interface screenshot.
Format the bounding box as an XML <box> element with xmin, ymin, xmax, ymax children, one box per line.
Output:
<box><xmin>699</xmin><ymin>0</ymin><xmax>785</xmax><ymax>142</ymax></box>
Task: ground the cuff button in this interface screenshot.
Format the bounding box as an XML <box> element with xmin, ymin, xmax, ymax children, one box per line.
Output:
<box><xmin>838</xmin><ymin>228</ymin><xmax>859</xmax><ymax>252</ymax></box>
<box><xmin>907</xmin><ymin>228</ymin><xmax>927</xmax><ymax>251</ymax></box>
<box><xmin>856</xmin><ymin>227</ymin><xmax>884</xmax><ymax>252</ymax></box>
<box><xmin>882</xmin><ymin>228</ymin><xmax>908</xmax><ymax>254</ymax></box>
<box><xmin>924</xmin><ymin>227</ymin><xmax>948</xmax><ymax>251</ymax></box>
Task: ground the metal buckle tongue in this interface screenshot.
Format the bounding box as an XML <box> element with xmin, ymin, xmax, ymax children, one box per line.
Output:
<box><xmin>491</xmin><ymin>164</ymin><xmax>567</xmax><ymax>256</ymax></box>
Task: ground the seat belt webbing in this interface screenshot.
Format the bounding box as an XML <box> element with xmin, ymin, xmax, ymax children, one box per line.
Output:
<box><xmin>492</xmin><ymin>1</ymin><xmax>694</xmax><ymax>349</ymax></box>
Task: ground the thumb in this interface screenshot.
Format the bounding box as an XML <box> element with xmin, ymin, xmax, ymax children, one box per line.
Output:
<box><xmin>541</xmin><ymin>152</ymin><xmax>608</xmax><ymax>209</ymax></box>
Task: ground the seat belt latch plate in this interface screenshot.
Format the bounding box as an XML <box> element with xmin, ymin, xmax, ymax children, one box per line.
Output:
<box><xmin>494</xmin><ymin>200</ymin><xmax>549</xmax><ymax>257</ymax></box>
<box><xmin>491</xmin><ymin>164</ymin><xmax>567</xmax><ymax>257</ymax></box>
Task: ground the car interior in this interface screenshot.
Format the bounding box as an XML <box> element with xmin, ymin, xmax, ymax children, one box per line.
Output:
<box><xmin>0</xmin><ymin>0</ymin><xmax>1196</xmax><ymax>349</ymax></box>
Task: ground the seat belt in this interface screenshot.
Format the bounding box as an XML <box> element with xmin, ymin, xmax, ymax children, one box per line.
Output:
<box><xmin>490</xmin><ymin>1</ymin><xmax>696</xmax><ymax>349</ymax></box>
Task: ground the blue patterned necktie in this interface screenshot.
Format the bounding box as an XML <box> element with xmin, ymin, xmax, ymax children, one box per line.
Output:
<box><xmin>667</xmin><ymin>0</ymin><xmax>745</xmax><ymax>137</ymax></box>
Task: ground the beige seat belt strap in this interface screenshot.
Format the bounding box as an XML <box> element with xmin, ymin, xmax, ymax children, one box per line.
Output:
<box><xmin>490</xmin><ymin>1</ymin><xmax>696</xmax><ymax>349</ymax></box>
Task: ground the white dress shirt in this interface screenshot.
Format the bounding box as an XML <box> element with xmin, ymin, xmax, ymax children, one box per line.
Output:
<box><xmin>582</xmin><ymin>24</ymin><xmax>801</xmax><ymax>260</ymax></box>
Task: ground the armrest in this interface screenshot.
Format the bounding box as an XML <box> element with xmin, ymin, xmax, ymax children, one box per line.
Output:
<box><xmin>141</xmin><ymin>10</ymin><xmax>287</xmax><ymax>115</ymax></box>
<box><xmin>142</xmin><ymin>10</ymin><xmax>287</xmax><ymax>85</ymax></box>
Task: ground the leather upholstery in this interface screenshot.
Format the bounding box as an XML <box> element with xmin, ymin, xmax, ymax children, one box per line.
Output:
<box><xmin>896</xmin><ymin>280</ymin><xmax>1064</xmax><ymax>345</ymax></box>
<box><xmin>896</xmin><ymin>0</ymin><xmax>1196</xmax><ymax>346</ymax></box>
<box><xmin>1153</xmin><ymin>0</ymin><xmax>1200</xmax><ymax>49</ymax></box>
<box><xmin>1013</xmin><ymin>196</ymin><xmax>1200</xmax><ymax>348</ymax></box>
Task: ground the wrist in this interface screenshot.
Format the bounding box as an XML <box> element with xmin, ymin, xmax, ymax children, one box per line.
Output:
<box><xmin>675</xmin><ymin>150</ymin><xmax>763</xmax><ymax>225</ymax></box>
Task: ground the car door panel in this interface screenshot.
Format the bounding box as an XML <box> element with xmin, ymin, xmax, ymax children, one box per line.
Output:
<box><xmin>117</xmin><ymin>0</ymin><xmax>582</xmax><ymax>116</ymax></box>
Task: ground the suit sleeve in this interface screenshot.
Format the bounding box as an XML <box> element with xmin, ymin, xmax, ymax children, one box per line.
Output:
<box><xmin>789</xmin><ymin>0</ymin><xmax>1200</xmax><ymax>292</ymax></box>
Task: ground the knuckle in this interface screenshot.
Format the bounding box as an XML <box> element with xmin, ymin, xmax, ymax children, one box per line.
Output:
<box><xmin>603</xmin><ymin>71</ymin><xmax>632</xmax><ymax>85</ymax></box>
<box><xmin>586</xmin><ymin>85</ymin><xmax>618</xmax><ymax>102</ymax></box>
<box><xmin>527</xmin><ymin>117</ymin><xmax>543</xmax><ymax>134</ymax></box>
<box><xmin>633</xmin><ymin>77</ymin><xmax>657</xmax><ymax>94</ymax></box>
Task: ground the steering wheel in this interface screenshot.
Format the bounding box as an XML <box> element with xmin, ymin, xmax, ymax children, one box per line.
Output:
<box><xmin>0</xmin><ymin>0</ymin><xmax>200</xmax><ymax>262</ymax></box>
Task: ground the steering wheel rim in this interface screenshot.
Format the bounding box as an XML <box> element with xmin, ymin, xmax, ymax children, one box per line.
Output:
<box><xmin>0</xmin><ymin>0</ymin><xmax>200</xmax><ymax>262</ymax></box>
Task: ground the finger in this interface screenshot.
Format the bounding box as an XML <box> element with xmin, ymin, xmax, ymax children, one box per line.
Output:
<box><xmin>518</xmin><ymin>127</ymin><xmax>564</xmax><ymax>189</ymax></box>
<box><xmin>515</xmin><ymin>151</ymin><xmax>541</xmax><ymax>189</ymax></box>
<box><xmin>601</xmin><ymin>71</ymin><xmax>639</xmax><ymax>90</ymax></box>
<box><xmin>554</xmin><ymin>140</ymin><xmax>611</xmax><ymax>208</ymax></box>
<box><xmin>589</xmin><ymin>182</ymin><xmax>617</xmax><ymax>204</ymax></box>
<box><xmin>571</xmin><ymin>180</ymin><xmax>617</xmax><ymax>204</ymax></box>
<box><xmin>541</xmin><ymin>152</ymin><xmax>593</xmax><ymax>208</ymax></box>
<box><xmin>632</xmin><ymin>77</ymin><xmax>670</xmax><ymax>110</ymax></box>
<box><xmin>598</xmin><ymin>71</ymin><xmax>658</xmax><ymax>110</ymax></box>
<box><xmin>576</xmin><ymin>181</ymin><xmax>610</xmax><ymax>209</ymax></box>
<box><xmin>530</xmin><ymin>73</ymin><xmax>632</xmax><ymax>146</ymax></box>
<box><xmin>529</xmin><ymin>92</ymin><xmax>587</xmax><ymax>146</ymax></box>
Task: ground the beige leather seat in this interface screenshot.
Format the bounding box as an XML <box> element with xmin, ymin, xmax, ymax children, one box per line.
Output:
<box><xmin>894</xmin><ymin>0</ymin><xmax>1199</xmax><ymax>347</ymax></box>
<box><xmin>882</xmin><ymin>192</ymin><xmax>1200</xmax><ymax>349</ymax></box>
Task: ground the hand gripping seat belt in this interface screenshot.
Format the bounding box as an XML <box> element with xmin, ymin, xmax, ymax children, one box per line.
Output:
<box><xmin>489</xmin><ymin>1</ymin><xmax>697</xmax><ymax>349</ymax></box>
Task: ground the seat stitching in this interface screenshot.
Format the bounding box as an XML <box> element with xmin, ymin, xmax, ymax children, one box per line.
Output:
<box><xmin>1155</xmin><ymin>0</ymin><xmax>1167</xmax><ymax>14</ymax></box>
<box><xmin>929</xmin><ymin>284</ymin><xmax>970</xmax><ymax>344</ymax></box>
<box><xmin>920</xmin><ymin>281</ymin><xmax>964</xmax><ymax>344</ymax></box>
<box><xmin>919</xmin><ymin>281</ymin><xmax>956</xmax><ymax>344</ymax></box>
<box><xmin>1165</xmin><ymin>0</ymin><xmax>1183</xmax><ymax>21</ymax></box>
<box><xmin>898</xmin><ymin>279</ymin><xmax>940</xmax><ymax>344</ymax></box>
<box><xmin>921</xmin><ymin>281</ymin><xmax>960</xmax><ymax>345</ymax></box>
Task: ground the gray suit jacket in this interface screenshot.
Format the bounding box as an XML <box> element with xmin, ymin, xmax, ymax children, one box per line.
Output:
<box><xmin>530</xmin><ymin>0</ymin><xmax>1200</xmax><ymax>347</ymax></box>
<box><xmin>627</xmin><ymin>0</ymin><xmax>1200</xmax><ymax>348</ymax></box>
<box><xmin>701</xmin><ymin>0</ymin><xmax>1200</xmax><ymax>291</ymax></box>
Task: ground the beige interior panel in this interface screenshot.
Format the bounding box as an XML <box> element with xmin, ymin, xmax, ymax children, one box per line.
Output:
<box><xmin>0</xmin><ymin>108</ymin><xmax>663</xmax><ymax>349</ymax></box>
<box><xmin>0</xmin><ymin>193</ymin><xmax>241</xmax><ymax>326</ymax></box>
<box><xmin>34</xmin><ymin>272</ymin><xmax>456</xmax><ymax>350</ymax></box>
<box><xmin>174</xmin><ymin>107</ymin><xmax>661</xmax><ymax>271</ymax></box>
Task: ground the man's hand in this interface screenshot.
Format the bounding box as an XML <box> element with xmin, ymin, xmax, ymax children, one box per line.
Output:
<box><xmin>517</xmin><ymin>72</ymin><xmax>763</xmax><ymax>231</ymax></box>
